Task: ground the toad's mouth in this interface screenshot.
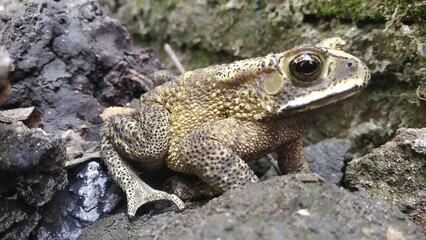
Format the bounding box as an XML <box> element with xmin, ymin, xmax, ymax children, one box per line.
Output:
<box><xmin>278</xmin><ymin>85</ymin><xmax>362</xmax><ymax>114</ymax></box>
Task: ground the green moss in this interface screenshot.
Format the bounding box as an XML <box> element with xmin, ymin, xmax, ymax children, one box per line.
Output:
<box><xmin>415</xmin><ymin>165</ymin><xmax>426</xmax><ymax>186</ymax></box>
<box><xmin>321</xmin><ymin>111</ymin><xmax>339</xmax><ymax>137</ymax></box>
<box><xmin>302</xmin><ymin>228</ymin><xmax>319</xmax><ymax>240</ymax></box>
<box><xmin>245</xmin><ymin>212</ymin><xmax>262</xmax><ymax>224</ymax></box>
<box><xmin>407</xmin><ymin>2</ymin><xmax>426</xmax><ymax>21</ymax></box>
<box><xmin>344</xmin><ymin>164</ymin><xmax>361</xmax><ymax>189</ymax></box>
<box><xmin>308</xmin><ymin>0</ymin><xmax>426</xmax><ymax>22</ymax></box>
<box><xmin>192</xmin><ymin>51</ymin><xmax>212</xmax><ymax>68</ymax></box>
<box><xmin>317</xmin><ymin>205</ymin><xmax>334</xmax><ymax>219</ymax></box>
<box><xmin>343</xmin><ymin>159</ymin><xmax>381</xmax><ymax>190</ymax></box>
<box><xmin>96</xmin><ymin>218</ymin><xmax>112</xmax><ymax>227</ymax></box>
<box><xmin>305</xmin><ymin>184</ymin><xmax>321</xmax><ymax>206</ymax></box>
<box><xmin>312</xmin><ymin>85</ymin><xmax>426</xmax><ymax>144</ymax></box>
<box><xmin>274</xmin><ymin>195</ymin><xmax>289</xmax><ymax>206</ymax></box>
<box><xmin>370</xmin><ymin>187</ymin><xmax>384</xmax><ymax>195</ymax></box>
<box><xmin>135</xmin><ymin>0</ymin><xmax>144</xmax><ymax>9</ymax></box>
<box><xmin>260</xmin><ymin>193</ymin><xmax>289</xmax><ymax>206</ymax></box>
<box><xmin>309</xmin><ymin>0</ymin><xmax>383</xmax><ymax>21</ymax></box>
<box><xmin>135</xmin><ymin>0</ymin><xmax>180</xmax><ymax>13</ymax></box>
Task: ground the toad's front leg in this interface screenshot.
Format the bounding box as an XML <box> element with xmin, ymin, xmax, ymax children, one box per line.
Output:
<box><xmin>100</xmin><ymin>103</ymin><xmax>184</xmax><ymax>218</ymax></box>
<box><xmin>276</xmin><ymin>138</ymin><xmax>311</xmax><ymax>174</ymax></box>
<box><xmin>176</xmin><ymin>119</ymin><xmax>259</xmax><ymax>193</ymax></box>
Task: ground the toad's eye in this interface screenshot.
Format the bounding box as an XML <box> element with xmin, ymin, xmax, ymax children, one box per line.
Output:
<box><xmin>290</xmin><ymin>53</ymin><xmax>322</xmax><ymax>84</ymax></box>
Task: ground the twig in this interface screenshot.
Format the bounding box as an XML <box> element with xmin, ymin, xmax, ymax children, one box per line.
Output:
<box><xmin>164</xmin><ymin>43</ymin><xmax>185</xmax><ymax>74</ymax></box>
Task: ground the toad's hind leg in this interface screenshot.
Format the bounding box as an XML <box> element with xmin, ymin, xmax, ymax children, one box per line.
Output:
<box><xmin>100</xmin><ymin>103</ymin><xmax>184</xmax><ymax>218</ymax></box>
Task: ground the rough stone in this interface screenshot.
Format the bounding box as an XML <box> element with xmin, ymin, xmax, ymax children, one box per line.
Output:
<box><xmin>79</xmin><ymin>174</ymin><xmax>423</xmax><ymax>240</ymax></box>
<box><xmin>345</xmin><ymin>128</ymin><xmax>426</xmax><ymax>230</ymax></box>
<box><xmin>304</xmin><ymin>138</ymin><xmax>351</xmax><ymax>185</ymax></box>
<box><xmin>0</xmin><ymin>0</ymin><xmax>164</xmax><ymax>238</ymax></box>
<box><xmin>0</xmin><ymin>122</ymin><xmax>66</xmax><ymax>239</ymax></box>
<box><xmin>34</xmin><ymin>161</ymin><xmax>122</xmax><ymax>239</ymax></box>
<box><xmin>259</xmin><ymin>138</ymin><xmax>351</xmax><ymax>185</ymax></box>
<box><xmin>0</xmin><ymin>0</ymin><xmax>163</xmax><ymax>144</ymax></box>
<box><xmin>0</xmin><ymin>199</ymin><xmax>41</xmax><ymax>240</ymax></box>
<box><xmin>0</xmin><ymin>123</ymin><xmax>67</xmax><ymax>205</ymax></box>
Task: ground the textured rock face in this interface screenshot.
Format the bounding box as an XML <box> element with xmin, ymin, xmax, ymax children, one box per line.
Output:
<box><xmin>0</xmin><ymin>0</ymin><xmax>163</xmax><ymax>140</ymax></box>
<box><xmin>0</xmin><ymin>123</ymin><xmax>67</xmax><ymax>239</ymax></box>
<box><xmin>79</xmin><ymin>174</ymin><xmax>423</xmax><ymax>240</ymax></box>
<box><xmin>345</xmin><ymin>128</ymin><xmax>426</xmax><ymax>230</ymax></box>
<box><xmin>304</xmin><ymin>138</ymin><xmax>351</xmax><ymax>185</ymax></box>
<box><xmin>0</xmin><ymin>0</ymin><xmax>163</xmax><ymax>238</ymax></box>
<box><xmin>35</xmin><ymin>161</ymin><xmax>122</xmax><ymax>240</ymax></box>
<box><xmin>0</xmin><ymin>123</ymin><xmax>67</xmax><ymax>206</ymax></box>
<box><xmin>105</xmin><ymin>0</ymin><xmax>426</xmax><ymax>80</ymax></box>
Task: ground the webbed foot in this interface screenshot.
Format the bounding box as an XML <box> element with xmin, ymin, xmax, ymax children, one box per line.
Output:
<box><xmin>127</xmin><ymin>177</ymin><xmax>185</xmax><ymax>218</ymax></box>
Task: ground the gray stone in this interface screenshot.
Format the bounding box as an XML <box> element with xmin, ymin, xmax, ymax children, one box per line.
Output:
<box><xmin>0</xmin><ymin>199</ymin><xmax>41</xmax><ymax>240</ymax></box>
<box><xmin>0</xmin><ymin>123</ymin><xmax>66</xmax><ymax>239</ymax></box>
<box><xmin>0</xmin><ymin>123</ymin><xmax>67</xmax><ymax>206</ymax></box>
<box><xmin>79</xmin><ymin>174</ymin><xmax>423</xmax><ymax>240</ymax></box>
<box><xmin>68</xmin><ymin>161</ymin><xmax>122</xmax><ymax>223</ymax></box>
<box><xmin>304</xmin><ymin>138</ymin><xmax>351</xmax><ymax>185</ymax></box>
<box><xmin>345</xmin><ymin>127</ymin><xmax>426</xmax><ymax>230</ymax></box>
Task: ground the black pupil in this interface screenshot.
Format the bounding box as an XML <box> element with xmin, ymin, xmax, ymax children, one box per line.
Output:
<box><xmin>295</xmin><ymin>58</ymin><xmax>318</xmax><ymax>75</ymax></box>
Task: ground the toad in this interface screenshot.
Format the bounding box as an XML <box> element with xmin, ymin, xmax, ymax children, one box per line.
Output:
<box><xmin>100</xmin><ymin>38</ymin><xmax>370</xmax><ymax>217</ymax></box>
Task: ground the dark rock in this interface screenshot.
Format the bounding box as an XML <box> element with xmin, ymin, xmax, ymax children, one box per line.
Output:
<box><xmin>345</xmin><ymin>127</ymin><xmax>426</xmax><ymax>231</ymax></box>
<box><xmin>34</xmin><ymin>161</ymin><xmax>122</xmax><ymax>239</ymax></box>
<box><xmin>304</xmin><ymin>138</ymin><xmax>351</xmax><ymax>185</ymax></box>
<box><xmin>0</xmin><ymin>0</ymin><xmax>165</xmax><ymax>238</ymax></box>
<box><xmin>0</xmin><ymin>1</ymin><xmax>23</xmax><ymax>32</ymax></box>
<box><xmin>259</xmin><ymin>138</ymin><xmax>351</xmax><ymax>185</ymax></box>
<box><xmin>0</xmin><ymin>0</ymin><xmax>163</xmax><ymax>143</ymax></box>
<box><xmin>0</xmin><ymin>122</ymin><xmax>66</xmax><ymax>238</ymax></box>
<box><xmin>0</xmin><ymin>199</ymin><xmax>40</xmax><ymax>240</ymax></box>
<box><xmin>79</xmin><ymin>174</ymin><xmax>423</xmax><ymax>240</ymax></box>
<box><xmin>0</xmin><ymin>123</ymin><xmax>67</xmax><ymax>206</ymax></box>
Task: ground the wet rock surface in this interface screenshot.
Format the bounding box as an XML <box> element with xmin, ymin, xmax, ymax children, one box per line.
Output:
<box><xmin>345</xmin><ymin>128</ymin><xmax>426</xmax><ymax>230</ymax></box>
<box><xmin>0</xmin><ymin>123</ymin><xmax>67</xmax><ymax>206</ymax></box>
<box><xmin>79</xmin><ymin>174</ymin><xmax>423</xmax><ymax>240</ymax></box>
<box><xmin>0</xmin><ymin>200</ymin><xmax>41</xmax><ymax>240</ymax></box>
